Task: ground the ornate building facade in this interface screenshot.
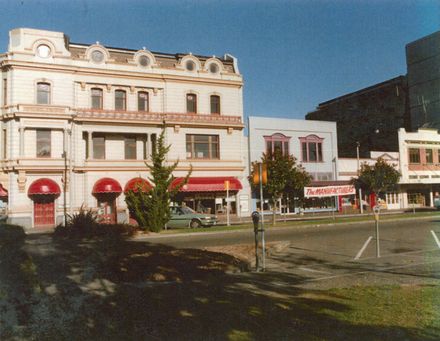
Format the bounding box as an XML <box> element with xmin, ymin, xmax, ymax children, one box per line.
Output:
<box><xmin>0</xmin><ymin>28</ymin><xmax>248</xmax><ymax>228</ymax></box>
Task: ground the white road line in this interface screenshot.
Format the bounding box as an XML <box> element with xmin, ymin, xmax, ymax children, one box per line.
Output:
<box><xmin>298</xmin><ymin>267</ymin><xmax>330</xmax><ymax>274</ymax></box>
<box><xmin>306</xmin><ymin>259</ymin><xmax>440</xmax><ymax>282</ymax></box>
<box><xmin>354</xmin><ymin>236</ymin><xmax>373</xmax><ymax>260</ymax></box>
<box><xmin>431</xmin><ymin>230</ymin><xmax>440</xmax><ymax>249</ymax></box>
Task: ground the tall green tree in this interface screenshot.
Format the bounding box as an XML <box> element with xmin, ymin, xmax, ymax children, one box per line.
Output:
<box><xmin>351</xmin><ymin>157</ymin><xmax>401</xmax><ymax>197</ymax></box>
<box><xmin>125</xmin><ymin>126</ymin><xmax>191</xmax><ymax>232</ymax></box>
<box><xmin>249</xmin><ymin>150</ymin><xmax>312</xmax><ymax>225</ymax></box>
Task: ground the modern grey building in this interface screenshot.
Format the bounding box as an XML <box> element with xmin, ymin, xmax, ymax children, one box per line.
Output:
<box><xmin>306</xmin><ymin>76</ymin><xmax>409</xmax><ymax>158</ymax></box>
<box><xmin>307</xmin><ymin>30</ymin><xmax>440</xmax><ymax>158</ymax></box>
<box><xmin>406</xmin><ymin>31</ymin><xmax>440</xmax><ymax>130</ymax></box>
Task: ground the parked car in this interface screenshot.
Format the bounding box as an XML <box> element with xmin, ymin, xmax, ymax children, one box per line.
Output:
<box><xmin>168</xmin><ymin>206</ymin><xmax>218</xmax><ymax>229</ymax></box>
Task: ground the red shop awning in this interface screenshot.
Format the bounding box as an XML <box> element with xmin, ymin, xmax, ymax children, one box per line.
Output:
<box><xmin>171</xmin><ymin>177</ymin><xmax>243</xmax><ymax>192</ymax></box>
<box><xmin>92</xmin><ymin>177</ymin><xmax>122</xmax><ymax>194</ymax></box>
<box><xmin>0</xmin><ymin>184</ymin><xmax>8</xmax><ymax>197</ymax></box>
<box><xmin>28</xmin><ymin>178</ymin><xmax>61</xmax><ymax>197</ymax></box>
<box><xmin>124</xmin><ymin>177</ymin><xmax>152</xmax><ymax>193</ymax></box>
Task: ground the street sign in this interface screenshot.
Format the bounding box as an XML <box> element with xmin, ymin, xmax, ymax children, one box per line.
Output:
<box><xmin>224</xmin><ymin>180</ymin><xmax>230</xmax><ymax>191</ymax></box>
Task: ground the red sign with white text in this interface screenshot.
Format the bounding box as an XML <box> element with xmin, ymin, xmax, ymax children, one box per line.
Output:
<box><xmin>304</xmin><ymin>185</ymin><xmax>355</xmax><ymax>198</ymax></box>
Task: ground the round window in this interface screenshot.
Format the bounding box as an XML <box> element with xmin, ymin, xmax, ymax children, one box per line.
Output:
<box><xmin>139</xmin><ymin>55</ymin><xmax>150</xmax><ymax>67</ymax></box>
<box><xmin>209</xmin><ymin>63</ymin><xmax>219</xmax><ymax>74</ymax></box>
<box><xmin>37</xmin><ymin>44</ymin><xmax>51</xmax><ymax>58</ymax></box>
<box><xmin>91</xmin><ymin>50</ymin><xmax>104</xmax><ymax>63</ymax></box>
<box><xmin>186</xmin><ymin>60</ymin><xmax>196</xmax><ymax>71</ymax></box>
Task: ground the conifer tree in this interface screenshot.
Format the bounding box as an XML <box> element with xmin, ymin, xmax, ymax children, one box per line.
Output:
<box><xmin>125</xmin><ymin>125</ymin><xmax>191</xmax><ymax>232</ymax></box>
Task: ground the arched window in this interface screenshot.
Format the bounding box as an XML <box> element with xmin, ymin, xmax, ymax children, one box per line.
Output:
<box><xmin>115</xmin><ymin>90</ymin><xmax>126</xmax><ymax>110</ymax></box>
<box><xmin>186</xmin><ymin>93</ymin><xmax>197</xmax><ymax>113</ymax></box>
<box><xmin>138</xmin><ymin>92</ymin><xmax>149</xmax><ymax>112</ymax></box>
<box><xmin>299</xmin><ymin>135</ymin><xmax>324</xmax><ymax>162</ymax></box>
<box><xmin>36</xmin><ymin>82</ymin><xmax>51</xmax><ymax>104</ymax></box>
<box><xmin>264</xmin><ymin>133</ymin><xmax>291</xmax><ymax>156</ymax></box>
<box><xmin>210</xmin><ymin>95</ymin><xmax>220</xmax><ymax>114</ymax></box>
<box><xmin>91</xmin><ymin>88</ymin><xmax>103</xmax><ymax>109</ymax></box>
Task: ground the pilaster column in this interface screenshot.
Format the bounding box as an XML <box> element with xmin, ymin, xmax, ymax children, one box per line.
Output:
<box><xmin>87</xmin><ymin>131</ymin><xmax>93</xmax><ymax>160</ymax></box>
<box><xmin>19</xmin><ymin>126</ymin><xmax>24</xmax><ymax>157</ymax></box>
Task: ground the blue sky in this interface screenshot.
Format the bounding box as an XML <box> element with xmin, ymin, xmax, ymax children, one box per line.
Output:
<box><xmin>0</xmin><ymin>0</ymin><xmax>439</xmax><ymax>120</ymax></box>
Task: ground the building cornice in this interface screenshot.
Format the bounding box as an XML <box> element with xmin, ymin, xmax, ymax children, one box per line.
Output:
<box><xmin>2</xmin><ymin>60</ymin><xmax>243</xmax><ymax>88</ymax></box>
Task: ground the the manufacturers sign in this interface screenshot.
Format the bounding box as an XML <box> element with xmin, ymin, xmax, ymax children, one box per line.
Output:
<box><xmin>304</xmin><ymin>185</ymin><xmax>355</xmax><ymax>198</ymax></box>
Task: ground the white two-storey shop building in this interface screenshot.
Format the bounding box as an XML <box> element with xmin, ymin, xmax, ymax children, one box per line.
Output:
<box><xmin>0</xmin><ymin>28</ymin><xmax>248</xmax><ymax>228</ymax></box>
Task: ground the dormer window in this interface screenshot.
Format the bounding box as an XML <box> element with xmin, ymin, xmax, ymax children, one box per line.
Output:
<box><xmin>264</xmin><ymin>133</ymin><xmax>291</xmax><ymax>156</ymax></box>
<box><xmin>139</xmin><ymin>55</ymin><xmax>151</xmax><ymax>67</ymax></box>
<box><xmin>91</xmin><ymin>50</ymin><xmax>104</xmax><ymax>63</ymax></box>
<box><xmin>36</xmin><ymin>44</ymin><xmax>51</xmax><ymax>58</ymax></box>
<box><xmin>186</xmin><ymin>60</ymin><xmax>196</xmax><ymax>71</ymax></box>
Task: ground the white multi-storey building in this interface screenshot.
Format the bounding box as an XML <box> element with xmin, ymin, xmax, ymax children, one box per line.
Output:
<box><xmin>0</xmin><ymin>28</ymin><xmax>248</xmax><ymax>228</ymax></box>
<box><xmin>248</xmin><ymin>116</ymin><xmax>340</xmax><ymax>213</ymax></box>
<box><xmin>398</xmin><ymin>127</ymin><xmax>440</xmax><ymax>208</ymax></box>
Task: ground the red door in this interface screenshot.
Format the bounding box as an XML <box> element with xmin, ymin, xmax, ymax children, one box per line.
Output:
<box><xmin>34</xmin><ymin>201</ymin><xmax>55</xmax><ymax>227</ymax></box>
<box><xmin>98</xmin><ymin>197</ymin><xmax>116</xmax><ymax>224</ymax></box>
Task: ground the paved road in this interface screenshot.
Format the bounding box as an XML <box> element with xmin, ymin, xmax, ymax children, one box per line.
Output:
<box><xmin>139</xmin><ymin>216</ymin><xmax>440</xmax><ymax>288</ymax></box>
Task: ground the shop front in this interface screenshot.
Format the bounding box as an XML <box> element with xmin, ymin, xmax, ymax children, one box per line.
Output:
<box><xmin>304</xmin><ymin>181</ymin><xmax>356</xmax><ymax>213</ymax></box>
<box><xmin>171</xmin><ymin>177</ymin><xmax>243</xmax><ymax>215</ymax></box>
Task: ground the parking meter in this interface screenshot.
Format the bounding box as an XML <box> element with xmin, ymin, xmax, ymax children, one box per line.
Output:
<box><xmin>251</xmin><ymin>211</ymin><xmax>260</xmax><ymax>233</ymax></box>
<box><xmin>251</xmin><ymin>211</ymin><xmax>261</xmax><ymax>270</ymax></box>
<box><xmin>373</xmin><ymin>205</ymin><xmax>380</xmax><ymax>221</ymax></box>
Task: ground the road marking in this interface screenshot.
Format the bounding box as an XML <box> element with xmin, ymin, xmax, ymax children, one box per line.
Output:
<box><xmin>431</xmin><ymin>230</ymin><xmax>440</xmax><ymax>249</ymax></box>
<box><xmin>307</xmin><ymin>259</ymin><xmax>440</xmax><ymax>282</ymax></box>
<box><xmin>354</xmin><ymin>236</ymin><xmax>373</xmax><ymax>260</ymax></box>
<box><xmin>298</xmin><ymin>267</ymin><xmax>330</xmax><ymax>274</ymax></box>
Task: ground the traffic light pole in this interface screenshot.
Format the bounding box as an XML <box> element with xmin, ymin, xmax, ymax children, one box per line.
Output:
<box><xmin>259</xmin><ymin>163</ymin><xmax>266</xmax><ymax>270</ymax></box>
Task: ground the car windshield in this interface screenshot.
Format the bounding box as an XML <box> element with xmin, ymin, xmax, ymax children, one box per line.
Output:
<box><xmin>180</xmin><ymin>206</ymin><xmax>195</xmax><ymax>214</ymax></box>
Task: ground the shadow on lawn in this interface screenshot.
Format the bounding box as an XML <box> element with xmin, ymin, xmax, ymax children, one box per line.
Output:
<box><xmin>1</xmin><ymin>230</ymin><xmax>439</xmax><ymax>340</ymax></box>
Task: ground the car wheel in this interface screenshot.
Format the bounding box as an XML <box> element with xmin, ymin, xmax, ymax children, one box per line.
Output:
<box><xmin>190</xmin><ymin>219</ymin><xmax>201</xmax><ymax>228</ymax></box>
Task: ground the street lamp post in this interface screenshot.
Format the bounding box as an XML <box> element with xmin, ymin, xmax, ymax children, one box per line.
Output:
<box><xmin>356</xmin><ymin>142</ymin><xmax>363</xmax><ymax>214</ymax></box>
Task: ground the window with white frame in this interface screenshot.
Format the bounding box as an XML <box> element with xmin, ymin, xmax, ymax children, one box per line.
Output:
<box><xmin>91</xmin><ymin>88</ymin><xmax>103</xmax><ymax>109</ymax></box>
<box><xmin>138</xmin><ymin>92</ymin><xmax>149</xmax><ymax>112</ymax></box>
<box><xmin>124</xmin><ymin>136</ymin><xmax>137</xmax><ymax>160</ymax></box>
<box><xmin>186</xmin><ymin>93</ymin><xmax>197</xmax><ymax>113</ymax></box>
<box><xmin>409</xmin><ymin>148</ymin><xmax>420</xmax><ymax>164</ymax></box>
<box><xmin>210</xmin><ymin>95</ymin><xmax>220</xmax><ymax>114</ymax></box>
<box><xmin>186</xmin><ymin>134</ymin><xmax>219</xmax><ymax>159</ymax></box>
<box><xmin>36</xmin><ymin>82</ymin><xmax>51</xmax><ymax>104</ymax></box>
<box><xmin>115</xmin><ymin>90</ymin><xmax>126</xmax><ymax>110</ymax></box>
<box><xmin>264</xmin><ymin>133</ymin><xmax>291</xmax><ymax>156</ymax></box>
<box><xmin>300</xmin><ymin>135</ymin><xmax>324</xmax><ymax>162</ymax></box>
<box><xmin>36</xmin><ymin>129</ymin><xmax>51</xmax><ymax>158</ymax></box>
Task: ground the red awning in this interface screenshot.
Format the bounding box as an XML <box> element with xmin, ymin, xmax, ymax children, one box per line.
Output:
<box><xmin>124</xmin><ymin>177</ymin><xmax>152</xmax><ymax>193</ymax></box>
<box><xmin>0</xmin><ymin>184</ymin><xmax>8</xmax><ymax>197</ymax></box>
<box><xmin>28</xmin><ymin>178</ymin><xmax>61</xmax><ymax>197</ymax></box>
<box><xmin>92</xmin><ymin>178</ymin><xmax>122</xmax><ymax>194</ymax></box>
<box><xmin>171</xmin><ymin>177</ymin><xmax>242</xmax><ymax>192</ymax></box>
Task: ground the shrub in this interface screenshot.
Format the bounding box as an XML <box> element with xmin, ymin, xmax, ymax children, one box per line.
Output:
<box><xmin>54</xmin><ymin>205</ymin><xmax>138</xmax><ymax>239</ymax></box>
<box><xmin>0</xmin><ymin>223</ymin><xmax>26</xmax><ymax>244</ymax></box>
<box><xmin>54</xmin><ymin>205</ymin><xmax>98</xmax><ymax>237</ymax></box>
